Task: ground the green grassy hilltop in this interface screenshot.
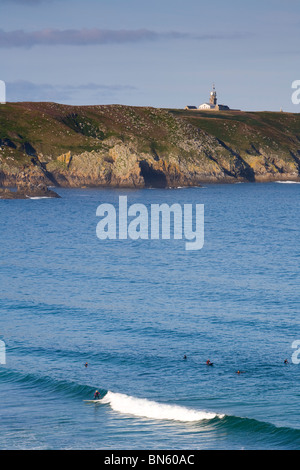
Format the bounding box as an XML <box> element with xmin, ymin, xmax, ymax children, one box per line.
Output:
<box><xmin>0</xmin><ymin>102</ymin><xmax>299</xmax><ymax>188</ymax></box>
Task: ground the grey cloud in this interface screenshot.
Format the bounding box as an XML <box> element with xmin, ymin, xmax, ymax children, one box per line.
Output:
<box><xmin>0</xmin><ymin>28</ymin><xmax>181</xmax><ymax>48</ymax></box>
<box><xmin>0</xmin><ymin>28</ymin><xmax>247</xmax><ymax>48</ymax></box>
<box><xmin>1</xmin><ymin>0</ymin><xmax>51</xmax><ymax>3</ymax></box>
<box><xmin>6</xmin><ymin>80</ymin><xmax>137</xmax><ymax>103</ymax></box>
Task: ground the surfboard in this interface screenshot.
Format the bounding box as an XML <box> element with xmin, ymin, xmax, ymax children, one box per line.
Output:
<box><xmin>83</xmin><ymin>399</ymin><xmax>102</xmax><ymax>403</ymax></box>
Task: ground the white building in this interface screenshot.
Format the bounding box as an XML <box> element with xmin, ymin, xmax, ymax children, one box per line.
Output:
<box><xmin>198</xmin><ymin>84</ymin><xmax>229</xmax><ymax>111</ymax></box>
<box><xmin>185</xmin><ymin>85</ymin><xmax>230</xmax><ymax>111</ymax></box>
<box><xmin>198</xmin><ymin>102</ymin><xmax>215</xmax><ymax>110</ymax></box>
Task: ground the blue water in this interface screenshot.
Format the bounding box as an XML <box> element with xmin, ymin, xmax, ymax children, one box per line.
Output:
<box><xmin>0</xmin><ymin>182</ymin><xmax>300</xmax><ymax>450</ymax></box>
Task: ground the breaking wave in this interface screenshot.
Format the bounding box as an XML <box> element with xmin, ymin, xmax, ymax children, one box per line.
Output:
<box><xmin>102</xmin><ymin>391</ymin><xmax>223</xmax><ymax>422</ymax></box>
<box><xmin>275</xmin><ymin>181</ymin><xmax>300</xmax><ymax>184</ymax></box>
<box><xmin>2</xmin><ymin>368</ymin><xmax>300</xmax><ymax>448</ymax></box>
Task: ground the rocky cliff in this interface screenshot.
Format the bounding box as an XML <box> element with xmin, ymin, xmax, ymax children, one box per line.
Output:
<box><xmin>0</xmin><ymin>102</ymin><xmax>299</xmax><ymax>189</ymax></box>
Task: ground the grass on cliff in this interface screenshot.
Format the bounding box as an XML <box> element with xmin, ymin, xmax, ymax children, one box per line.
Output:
<box><xmin>1</xmin><ymin>102</ymin><xmax>300</xmax><ymax>170</ymax></box>
<box><xmin>170</xmin><ymin>109</ymin><xmax>300</xmax><ymax>155</ymax></box>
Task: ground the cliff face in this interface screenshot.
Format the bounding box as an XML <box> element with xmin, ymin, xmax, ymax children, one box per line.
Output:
<box><xmin>0</xmin><ymin>102</ymin><xmax>300</xmax><ymax>189</ymax></box>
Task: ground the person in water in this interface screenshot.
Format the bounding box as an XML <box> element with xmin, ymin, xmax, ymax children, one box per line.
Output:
<box><xmin>94</xmin><ymin>390</ymin><xmax>100</xmax><ymax>400</ymax></box>
<box><xmin>284</xmin><ymin>359</ymin><xmax>289</xmax><ymax>364</ymax></box>
<box><xmin>85</xmin><ymin>362</ymin><xmax>88</xmax><ymax>368</ymax></box>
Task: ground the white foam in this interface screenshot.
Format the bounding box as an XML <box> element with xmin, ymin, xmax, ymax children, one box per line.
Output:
<box><xmin>275</xmin><ymin>181</ymin><xmax>300</xmax><ymax>184</ymax></box>
<box><xmin>102</xmin><ymin>391</ymin><xmax>224</xmax><ymax>422</ymax></box>
<box><xmin>27</xmin><ymin>196</ymin><xmax>53</xmax><ymax>199</ymax></box>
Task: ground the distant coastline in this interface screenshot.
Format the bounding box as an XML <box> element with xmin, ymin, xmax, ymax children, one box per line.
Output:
<box><xmin>0</xmin><ymin>102</ymin><xmax>299</xmax><ymax>190</ymax></box>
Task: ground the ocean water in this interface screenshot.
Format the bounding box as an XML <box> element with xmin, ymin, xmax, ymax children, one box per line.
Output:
<box><xmin>0</xmin><ymin>182</ymin><xmax>299</xmax><ymax>450</ymax></box>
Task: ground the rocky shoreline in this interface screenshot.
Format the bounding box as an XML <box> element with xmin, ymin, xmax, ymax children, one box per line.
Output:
<box><xmin>0</xmin><ymin>183</ymin><xmax>60</xmax><ymax>199</ymax></box>
<box><xmin>0</xmin><ymin>103</ymin><xmax>300</xmax><ymax>191</ymax></box>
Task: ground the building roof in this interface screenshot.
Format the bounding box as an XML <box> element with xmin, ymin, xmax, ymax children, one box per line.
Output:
<box><xmin>199</xmin><ymin>103</ymin><xmax>215</xmax><ymax>108</ymax></box>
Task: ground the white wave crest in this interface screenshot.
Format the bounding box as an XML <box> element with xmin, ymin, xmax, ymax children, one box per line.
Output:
<box><xmin>275</xmin><ymin>181</ymin><xmax>300</xmax><ymax>184</ymax></box>
<box><xmin>27</xmin><ymin>196</ymin><xmax>53</xmax><ymax>199</ymax></box>
<box><xmin>102</xmin><ymin>391</ymin><xmax>224</xmax><ymax>422</ymax></box>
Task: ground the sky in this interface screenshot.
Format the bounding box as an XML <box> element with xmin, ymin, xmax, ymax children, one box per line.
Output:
<box><xmin>0</xmin><ymin>0</ymin><xmax>299</xmax><ymax>111</ymax></box>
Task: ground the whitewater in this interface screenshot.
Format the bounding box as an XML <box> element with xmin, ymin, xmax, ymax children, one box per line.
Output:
<box><xmin>101</xmin><ymin>392</ymin><xmax>224</xmax><ymax>422</ymax></box>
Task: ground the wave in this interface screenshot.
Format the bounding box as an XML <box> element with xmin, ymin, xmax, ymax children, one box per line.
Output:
<box><xmin>102</xmin><ymin>391</ymin><xmax>223</xmax><ymax>422</ymax></box>
<box><xmin>27</xmin><ymin>196</ymin><xmax>53</xmax><ymax>200</ymax></box>
<box><xmin>0</xmin><ymin>368</ymin><xmax>222</xmax><ymax>422</ymax></box>
<box><xmin>216</xmin><ymin>415</ymin><xmax>300</xmax><ymax>449</ymax></box>
<box><xmin>90</xmin><ymin>391</ymin><xmax>300</xmax><ymax>447</ymax></box>
<box><xmin>0</xmin><ymin>368</ymin><xmax>106</xmax><ymax>400</ymax></box>
<box><xmin>2</xmin><ymin>368</ymin><xmax>300</xmax><ymax>447</ymax></box>
<box><xmin>275</xmin><ymin>181</ymin><xmax>300</xmax><ymax>184</ymax></box>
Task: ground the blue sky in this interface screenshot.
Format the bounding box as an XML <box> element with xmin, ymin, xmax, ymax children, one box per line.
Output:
<box><xmin>0</xmin><ymin>0</ymin><xmax>299</xmax><ymax>111</ymax></box>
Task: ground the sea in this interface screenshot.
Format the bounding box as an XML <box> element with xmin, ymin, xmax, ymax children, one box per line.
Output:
<box><xmin>0</xmin><ymin>181</ymin><xmax>299</xmax><ymax>450</ymax></box>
